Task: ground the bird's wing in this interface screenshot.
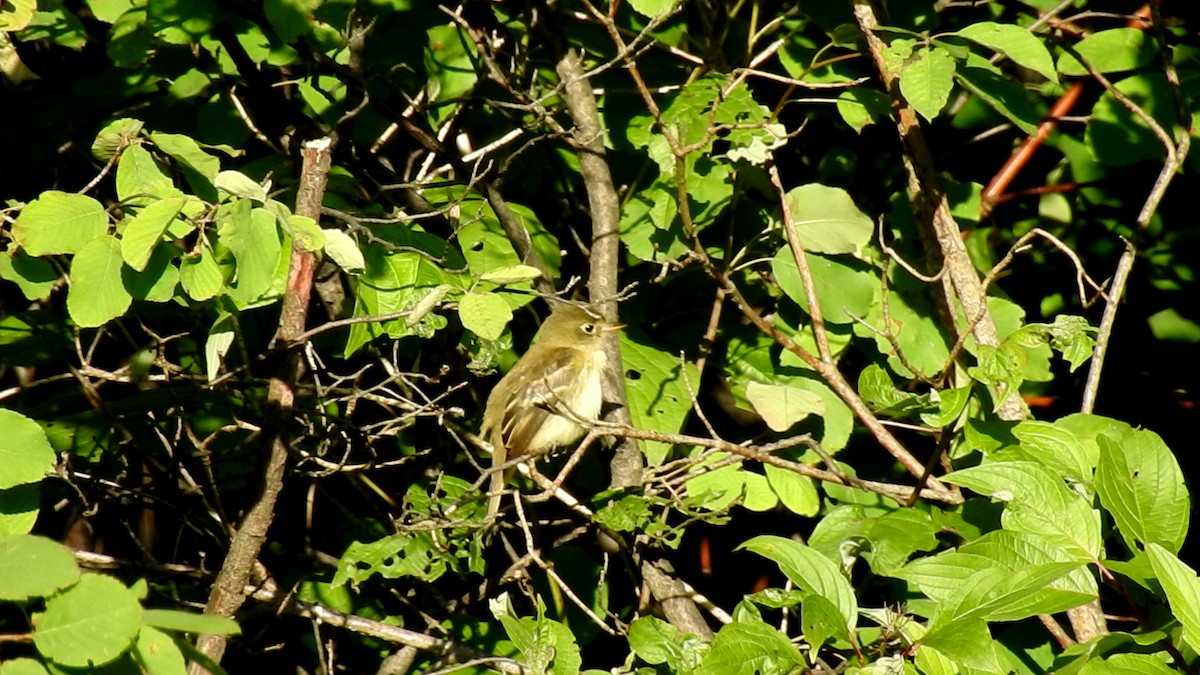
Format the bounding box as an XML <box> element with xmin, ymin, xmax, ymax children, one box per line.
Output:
<box><xmin>483</xmin><ymin>347</ymin><xmax>579</xmax><ymax>518</ymax></box>
<box><xmin>498</xmin><ymin>346</ymin><xmax>580</xmax><ymax>456</ymax></box>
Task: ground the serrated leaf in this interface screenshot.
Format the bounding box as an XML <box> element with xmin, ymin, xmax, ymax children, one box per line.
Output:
<box><xmin>900</xmin><ymin>47</ymin><xmax>956</xmax><ymax>121</ymax></box>
<box><xmin>958</xmin><ymin>21</ymin><xmax>1057</xmax><ymax>82</ymax></box>
<box><xmin>67</xmin><ymin>236</ymin><xmax>132</xmax><ymax>328</ymax></box>
<box><xmin>1012</xmin><ymin>420</ymin><xmax>1094</xmax><ymax>483</ymax></box>
<box><xmin>12</xmin><ymin>191</ymin><xmax>109</xmax><ymax>256</ymax></box>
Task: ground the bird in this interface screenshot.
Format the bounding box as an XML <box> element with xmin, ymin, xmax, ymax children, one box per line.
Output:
<box><xmin>481</xmin><ymin>303</ymin><xmax>623</xmax><ymax>519</ymax></box>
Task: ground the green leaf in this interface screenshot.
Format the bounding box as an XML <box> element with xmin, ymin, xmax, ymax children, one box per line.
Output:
<box><xmin>0</xmin><ymin>410</ymin><xmax>54</xmax><ymax>490</ymax></box>
<box><xmin>764</xmin><ymin>464</ymin><xmax>819</xmax><ymax>517</ymax></box>
<box><xmin>919</xmin><ymin>386</ymin><xmax>971</xmax><ymax>427</ymax></box>
<box><xmin>943</xmin><ymin>460</ymin><xmax>1101</xmax><ymax>558</ymax></box>
<box><xmin>957</xmin><ymin>21</ymin><xmax>1057</xmax><ymax>82</ymax></box>
<box><xmin>67</xmin><ymin>236</ymin><xmax>132</xmax><ymax>328</ymax></box>
<box><xmin>148</xmin><ymin>132</ymin><xmax>220</xmax><ymax>201</ymax></box>
<box><xmin>620</xmin><ymin>332</ymin><xmax>700</xmax><ymax>465</ymax></box>
<box><xmin>148</xmin><ymin>132</ymin><xmax>219</xmax><ymax>180</ymax></box>
<box><xmin>125</xmin><ymin>243</ymin><xmax>182</xmax><ymax>303</ymax></box>
<box><xmin>899</xmin><ymin>46</ymin><xmax>956</xmax><ymax>121</ymax></box>
<box><xmin>120</xmin><ymin>196</ymin><xmax>186</xmax><ymax>271</ymax></box>
<box><xmin>179</xmin><ymin>245</ymin><xmax>225</xmax><ymax>301</ymax></box>
<box><xmin>1148</xmin><ymin>308</ymin><xmax>1200</xmax><ymax>343</ymax></box>
<box><xmin>1012</xmin><ymin>420</ymin><xmax>1094</xmax><ymax>484</ymax></box>
<box><xmin>91</xmin><ymin>118</ymin><xmax>144</xmax><ymax>161</ymax></box>
<box><xmin>1058</xmin><ymin>28</ymin><xmax>1156</xmax><ymax>76</ymax></box>
<box><xmin>12</xmin><ymin>191</ymin><xmax>109</xmax><ymax>256</ymax></box>
<box><xmin>205</xmin><ymin>314</ymin><xmax>234</xmax><ymax>381</ymax></box>
<box><xmin>782</xmin><ymin>184</ymin><xmax>874</xmax><ymax>257</ymax></box>
<box><xmin>214</xmin><ymin>170</ymin><xmax>267</xmax><ymax>202</ymax></box>
<box><xmin>739</xmin><ymin>535</ymin><xmax>857</xmax><ymax>631</ymax></box>
<box><xmin>142</xmin><ymin>609</ymin><xmax>241</xmax><ymax>635</ymax></box>
<box><xmin>1078</xmin><ymin>653</ymin><xmax>1180</xmax><ymax>675</ymax></box>
<box><xmin>801</xmin><ymin>594</ymin><xmax>848</xmax><ymax>649</ymax></box>
<box><xmin>0</xmin><ymin>484</ymin><xmax>41</xmax><ymax>537</ymax></box>
<box><xmin>33</xmin><ymin>574</ymin><xmax>142</xmax><ymax>668</ymax></box>
<box><xmin>956</xmin><ymin>57</ymin><xmax>1044</xmax><ymax>135</ymax></box>
<box><xmin>0</xmin><ymin>0</ymin><xmax>37</xmax><ymax>32</ymax></box>
<box><xmin>424</xmin><ymin>26</ymin><xmax>477</xmax><ymax>108</ymax></box>
<box><xmin>744</xmin><ymin>381</ymin><xmax>824</xmax><ymax>432</ymax></box>
<box><xmin>853</xmin><ymin>279</ymin><xmax>951</xmax><ymax>379</ymax></box>
<box><xmin>116</xmin><ymin>143</ymin><xmax>176</xmax><ymax>203</ymax></box>
<box><xmin>345</xmin><ymin>237</ymin><xmax>459</xmax><ymax>354</ymax></box>
<box><xmin>1145</xmin><ymin>543</ymin><xmax>1200</xmax><ymax>653</ymax></box>
<box><xmin>0</xmin><ymin>658</ymin><xmax>50</xmax><ymax>675</ymax></box>
<box><xmin>1096</xmin><ymin>429</ymin><xmax>1189</xmax><ymax>554</ymax></box>
<box><xmin>809</xmin><ymin>506</ymin><xmax>939</xmax><ymax>576</ymax></box>
<box><xmin>322</xmin><ymin>229</ymin><xmax>365</xmax><ymax>274</ymax></box>
<box><xmin>858</xmin><ymin>363</ymin><xmax>924</xmax><ymax>416</ymax></box>
<box><xmin>836</xmin><ymin>88</ymin><xmax>891</xmax><ymax>132</ymax></box>
<box><xmin>284</xmin><ymin>214</ymin><xmax>324</xmax><ymax>251</ymax></box>
<box><xmin>772</xmin><ymin>249</ymin><xmax>877</xmax><ymax>325</ymax></box>
<box><xmin>220</xmin><ymin>204</ymin><xmax>283</xmax><ymax>301</ymax></box>
<box><xmin>458</xmin><ymin>292</ymin><xmax>513</xmax><ymax>341</ymax></box>
<box><xmin>132</xmin><ymin>626</ymin><xmax>187</xmax><ymax>675</ymax></box>
<box><xmin>626</xmin><ymin>0</ymin><xmax>674</xmax><ymax>19</ymax></box>
<box><xmin>263</xmin><ymin>0</ymin><xmax>319</xmax><ymax>42</ymax></box>
<box><xmin>921</xmin><ymin>618</ymin><xmax>1003</xmax><ymax>673</ymax></box>
<box><xmin>480</xmin><ymin>264</ymin><xmax>543</xmax><ymax>285</ymax></box>
<box><xmin>628</xmin><ymin>616</ymin><xmax>685</xmax><ymax>666</ymax></box>
<box><xmin>333</xmin><ymin>532</ymin><xmax>448</xmax><ymax>586</ymax></box>
<box><xmin>0</xmin><ymin>535</ymin><xmax>80</xmax><ymax>600</ymax></box>
<box><xmin>1086</xmin><ymin>74</ymin><xmax>1179</xmax><ymax>167</ymax></box>
<box><xmin>701</xmin><ymin>620</ymin><xmax>803</xmax><ymax>675</ymax></box>
<box><xmin>0</xmin><ymin>245</ymin><xmax>58</xmax><ymax>300</ymax></box>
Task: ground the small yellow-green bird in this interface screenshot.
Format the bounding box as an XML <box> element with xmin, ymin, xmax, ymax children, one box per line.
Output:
<box><xmin>481</xmin><ymin>303</ymin><xmax>622</xmax><ymax>518</ymax></box>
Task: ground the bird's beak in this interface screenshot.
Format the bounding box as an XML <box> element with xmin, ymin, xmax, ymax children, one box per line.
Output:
<box><xmin>601</xmin><ymin>323</ymin><xmax>625</xmax><ymax>333</ymax></box>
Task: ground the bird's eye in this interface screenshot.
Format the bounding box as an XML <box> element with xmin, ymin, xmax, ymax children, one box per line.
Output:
<box><xmin>581</xmin><ymin>323</ymin><xmax>597</xmax><ymax>335</ymax></box>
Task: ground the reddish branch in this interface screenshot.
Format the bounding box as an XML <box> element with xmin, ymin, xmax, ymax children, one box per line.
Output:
<box><xmin>189</xmin><ymin>138</ymin><xmax>334</xmax><ymax>673</ymax></box>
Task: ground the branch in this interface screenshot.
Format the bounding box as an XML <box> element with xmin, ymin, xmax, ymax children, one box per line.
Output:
<box><xmin>553</xmin><ymin>50</ymin><xmax>645</xmax><ymax>493</ymax></box>
<box><xmin>190</xmin><ymin>138</ymin><xmax>334</xmax><ymax>673</ymax></box>
<box><xmin>849</xmin><ymin>0</ymin><xmax>1023</xmax><ymax>421</ymax></box>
